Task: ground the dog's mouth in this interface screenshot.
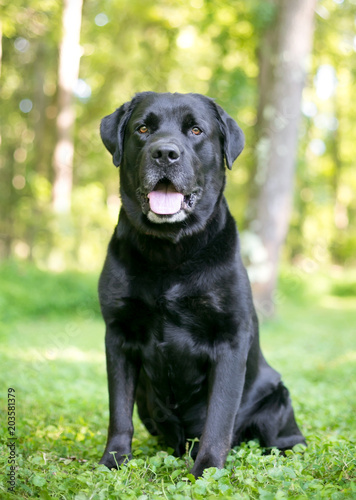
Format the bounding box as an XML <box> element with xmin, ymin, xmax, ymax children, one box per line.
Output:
<box><xmin>138</xmin><ymin>178</ymin><xmax>200</xmax><ymax>223</ymax></box>
<box><xmin>147</xmin><ymin>181</ymin><xmax>183</xmax><ymax>215</ymax></box>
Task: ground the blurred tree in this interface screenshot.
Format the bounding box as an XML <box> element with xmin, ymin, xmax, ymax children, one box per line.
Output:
<box><xmin>247</xmin><ymin>0</ymin><xmax>317</xmax><ymax>314</ymax></box>
<box><xmin>288</xmin><ymin>0</ymin><xmax>356</xmax><ymax>268</ymax></box>
<box><xmin>0</xmin><ymin>0</ymin><xmax>355</xmax><ymax>273</ymax></box>
<box><xmin>0</xmin><ymin>0</ymin><xmax>60</xmax><ymax>260</ymax></box>
<box><xmin>52</xmin><ymin>0</ymin><xmax>83</xmax><ymax>213</ymax></box>
<box><xmin>0</xmin><ymin>21</ymin><xmax>2</xmax><ymax>76</ymax></box>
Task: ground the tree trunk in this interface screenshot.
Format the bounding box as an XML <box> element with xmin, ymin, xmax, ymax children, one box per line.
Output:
<box><xmin>33</xmin><ymin>42</ymin><xmax>49</xmax><ymax>175</ymax></box>
<box><xmin>248</xmin><ymin>0</ymin><xmax>317</xmax><ymax>316</ymax></box>
<box><xmin>52</xmin><ymin>0</ymin><xmax>83</xmax><ymax>213</ymax></box>
<box><xmin>0</xmin><ymin>21</ymin><xmax>2</xmax><ymax>78</ymax></box>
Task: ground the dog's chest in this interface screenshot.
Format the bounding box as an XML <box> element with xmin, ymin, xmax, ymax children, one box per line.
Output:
<box><xmin>141</xmin><ymin>317</ymin><xmax>210</xmax><ymax>404</ymax></box>
<box><xmin>126</xmin><ymin>268</ymin><xmax>232</xmax><ymax>339</ymax></box>
<box><xmin>117</xmin><ymin>287</ymin><xmax>217</xmax><ymax>391</ymax></box>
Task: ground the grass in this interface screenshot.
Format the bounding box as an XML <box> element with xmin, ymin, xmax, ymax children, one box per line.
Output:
<box><xmin>0</xmin><ymin>261</ymin><xmax>355</xmax><ymax>499</ymax></box>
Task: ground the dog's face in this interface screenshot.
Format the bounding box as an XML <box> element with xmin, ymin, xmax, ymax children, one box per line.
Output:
<box><xmin>101</xmin><ymin>92</ymin><xmax>244</xmax><ymax>241</ymax></box>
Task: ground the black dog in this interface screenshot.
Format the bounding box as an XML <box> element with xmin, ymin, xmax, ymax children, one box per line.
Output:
<box><xmin>98</xmin><ymin>92</ymin><xmax>305</xmax><ymax>478</ymax></box>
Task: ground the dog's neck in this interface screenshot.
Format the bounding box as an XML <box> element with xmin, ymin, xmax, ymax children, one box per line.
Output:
<box><xmin>115</xmin><ymin>196</ymin><xmax>235</xmax><ymax>269</ymax></box>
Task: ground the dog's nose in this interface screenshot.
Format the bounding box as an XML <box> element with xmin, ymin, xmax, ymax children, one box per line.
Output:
<box><xmin>151</xmin><ymin>143</ymin><xmax>180</xmax><ymax>164</ymax></box>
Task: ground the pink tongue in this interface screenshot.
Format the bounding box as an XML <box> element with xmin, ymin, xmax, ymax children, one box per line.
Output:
<box><xmin>148</xmin><ymin>184</ymin><xmax>184</xmax><ymax>215</ymax></box>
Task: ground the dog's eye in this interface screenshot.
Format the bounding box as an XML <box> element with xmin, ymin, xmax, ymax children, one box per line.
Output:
<box><xmin>191</xmin><ymin>127</ymin><xmax>202</xmax><ymax>135</ymax></box>
<box><xmin>138</xmin><ymin>125</ymin><xmax>148</xmax><ymax>134</ymax></box>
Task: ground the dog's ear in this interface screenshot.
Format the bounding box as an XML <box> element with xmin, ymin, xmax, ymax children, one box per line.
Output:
<box><xmin>100</xmin><ymin>102</ymin><xmax>131</xmax><ymax>167</ymax></box>
<box><xmin>216</xmin><ymin>105</ymin><xmax>245</xmax><ymax>170</ymax></box>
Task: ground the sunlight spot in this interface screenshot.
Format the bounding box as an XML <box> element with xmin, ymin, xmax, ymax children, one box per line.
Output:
<box><xmin>6</xmin><ymin>345</ymin><xmax>104</xmax><ymax>365</ymax></box>
<box><xmin>95</xmin><ymin>13</ymin><xmax>109</xmax><ymax>27</ymax></box>
<box><xmin>14</xmin><ymin>148</ymin><xmax>27</xmax><ymax>163</ymax></box>
<box><xmin>263</xmin><ymin>105</ymin><xmax>275</xmax><ymax>121</ymax></box>
<box><xmin>74</xmin><ymin>79</ymin><xmax>92</xmax><ymax>99</ymax></box>
<box><xmin>46</xmin><ymin>349</ymin><xmax>57</xmax><ymax>360</ymax></box>
<box><xmin>314</xmin><ymin>114</ymin><xmax>338</xmax><ymax>131</ymax></box>
<box><xmin>107</xmin><ymin>194</ymin><xmax>121</xmax><ymax>223</ymax></box>
<box><xmin>302</xmin><ymin>101</ymin><xmax>317</xmax><ymax>118</ymax></box>
<box><xmin>14</xmin><ymin>37</ymin><xmax>30</xmax><ymax>53</ymax></box>
<box><xmin>300</xmin><ymin>188</ymin><xmax>314</xmax><ymax>203</ymax></box>
<box><xmin>314</xmin><ymin>65</ymin><xmax>337</xmax><ymax>100</ymax></box>
<box><xmin>14</xmin><ymin>240</ymin><xmax>30</xmax><ymax>259</ymax></box>
<box><xmin>196</xmin><ymin>66</ymin><xmax>212</xmax><ymax>81</ymax></box>
<box><xmin>330</xmin><ymin>352</ymin><xmax>356</xmax><ymax>369</ymax></box>
<box><xmin>321</xmin><ymin>295</ymin><xmax>356</xmax><ymax>311</ymax></box>
<box><xmin>309</xmin><ymin>138</ymin><xmax>326</xmax><ymax>156</ymax></box>
<box><xmin>216</xmin><ymin>7</ymin><xmax>235</xmax><ymax>25</ymax></box>
<box><xmin>299</xmin><ymin>258</ymin><xmax>318</xmax><ymax>273</ymax></box>
<box><xmin>176</xmin><ymin>26</ymin><xmax>196</xmax><ymax>49</ymax></box>
<box><xmin>19</xmin><ymin>99</ymin><xmax>33</xmax><ymax>113</ymax></box>
<box><xmin>315</xmin><ymin>5</ymin><xmax>330</xmax><ymax>19</ymax></box>
<box><xmin>338</xmin><ymin>185</ymin><xmax>353</xmax><ymax>205</ymax></box>
<box><xmin>12</xmin><ymin>175</ymin><xmax>26</xmax><ymax>189</ymax></box>
<box><xmin>48</xmin><ymin>249</ymin><xmax>66</xmax><ymax>272</ymax></box>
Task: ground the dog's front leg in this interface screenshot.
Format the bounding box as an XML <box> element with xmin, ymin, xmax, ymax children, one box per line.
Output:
<box><xmin>99</xmin><ymin>326</ymin><xmax>140</xmax><ymax>469</ymax></box>
<box><xmin>190</xmin><ymin>339</ymin><xmax>249</xmax><ymax>478</ymax></box>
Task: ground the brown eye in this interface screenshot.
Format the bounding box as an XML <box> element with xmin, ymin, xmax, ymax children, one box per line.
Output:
<box><xmin>192</xmin><ymin>127</ymin><xmax>202</xmax><ymax>135</ymax></box>
<box><xmin>138</xmin><ymin>125</ymin><xmax>148</xmax><ymax>134</ymax></box>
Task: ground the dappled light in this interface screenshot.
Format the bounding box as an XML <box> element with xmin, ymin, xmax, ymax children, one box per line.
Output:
<box><xmin>0</xmin><ymin>0</ymin><xmax>354</xmax><ymax>282</ymax></box>
<box><xmin>1</xmin><ymin>0</ymin><xmax>356</xmax><ymax>497</ymax></box>
<box><xmin>1</xmin><ymin>264</ymin><xmax>355</xmax><ymax>497</ymax></box>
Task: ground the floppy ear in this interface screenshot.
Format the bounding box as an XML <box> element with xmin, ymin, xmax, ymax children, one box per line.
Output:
<box><xmin>100</xmin><ymin>102</ymin><xmax>131</xmax><ymax>167</ymax></box>
<box><xmin>216</xmin><ymin>105</ymin><xmax>245</xmax><ymax>169</ymax></box>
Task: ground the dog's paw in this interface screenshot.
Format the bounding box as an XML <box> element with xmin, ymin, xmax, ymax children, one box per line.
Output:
<box><xmin>190</xmin><ymin>450</ymin><xmax>225</xmax><ymax>478</ymax></box>
<box><xmin>189</xmin><ymin>462</ymin><xmax>205</xmax><ymax>479</ymax></box>
<box><xmin>190</xmin><ymin>455</ymin><xmax>220</xmax><ymax>479</ymax></box>
<box><xmin>99</xmin><ymin>450</ymin><xmax>132</xmax><ymax>470</ymax></box>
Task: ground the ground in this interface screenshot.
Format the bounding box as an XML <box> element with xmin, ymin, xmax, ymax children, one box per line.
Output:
<box><xmin>0</xmin><ymin>262</ymin><xmax>355</xmax><ymax>499</ymax></box>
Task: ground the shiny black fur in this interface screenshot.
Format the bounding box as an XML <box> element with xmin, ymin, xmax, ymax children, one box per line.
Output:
<box><xmin>98</xmin><ymin>92</ymin><xmax>305</xmax><ymax>478</ymax></box>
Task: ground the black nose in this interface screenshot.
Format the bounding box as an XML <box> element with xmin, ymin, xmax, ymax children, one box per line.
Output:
<box><xmin>150</xmin><ymin>143</ymin><xmax>180</xmax><ymax>164</ymax></box>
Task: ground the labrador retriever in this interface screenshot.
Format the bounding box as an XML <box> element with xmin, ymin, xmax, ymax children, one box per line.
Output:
<box><xmin>98</xmin><ymin>92</ymin><xmax>305</xmax><ymax>478</ymax></box>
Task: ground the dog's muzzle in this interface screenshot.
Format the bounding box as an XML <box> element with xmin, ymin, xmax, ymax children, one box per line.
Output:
<box><xmin>137</xmin><ymin>179</ymin><xmax>202</xmax><ymax>224</ymax></box>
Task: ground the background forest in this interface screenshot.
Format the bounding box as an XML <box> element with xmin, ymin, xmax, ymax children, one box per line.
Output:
<box><xmin>1</xmin><ymin>1</ymin><xmax>356</xmax><ymax>499</ymax></box>
<box><xmin>1</xmin><ymin>0</ymin><xmax>355</xmax><ymax>285</ymax></box>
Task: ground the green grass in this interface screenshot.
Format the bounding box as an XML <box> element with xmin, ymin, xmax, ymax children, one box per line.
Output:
<box><xmin>0</xmin><ymin>262</ymin><xmax>355</xmax><ymax>499</ymax></box>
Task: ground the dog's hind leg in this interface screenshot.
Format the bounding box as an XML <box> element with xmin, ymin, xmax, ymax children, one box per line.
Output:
<box><xmin>235</xmin><ymin>382</ymin><xmax>306</xmax><ymax>451</ymax></box>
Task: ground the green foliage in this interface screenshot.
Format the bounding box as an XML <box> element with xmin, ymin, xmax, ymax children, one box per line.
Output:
<box><xmin>0</xmin><ymin>260</ymin><xmax>101</xmax><ymax>321</ymax></box>
<box><xmin>0</xmin><ymin>264</ymin><xmax>355</xmax><ymax>498</ymax></box>
<box><xmin>287</xmin><ymin>0</ymin><xmax>356</xmax><ymax>267</ymax></box>
<box><xmin>330</xmin><ymin>279</ymin><xmax>356</xmax><ymax>298</ymax></box>
<box><xmin>1</xmin><ymin>0</ymin><xmax>355</xmax><ymax>269</ymax></box>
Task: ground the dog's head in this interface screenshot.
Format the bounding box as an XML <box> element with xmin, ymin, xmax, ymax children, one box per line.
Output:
<box><xmin>101</xmin><ymin>92</ymin><xmax>244</xmax><ymax>240</ymax></box>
